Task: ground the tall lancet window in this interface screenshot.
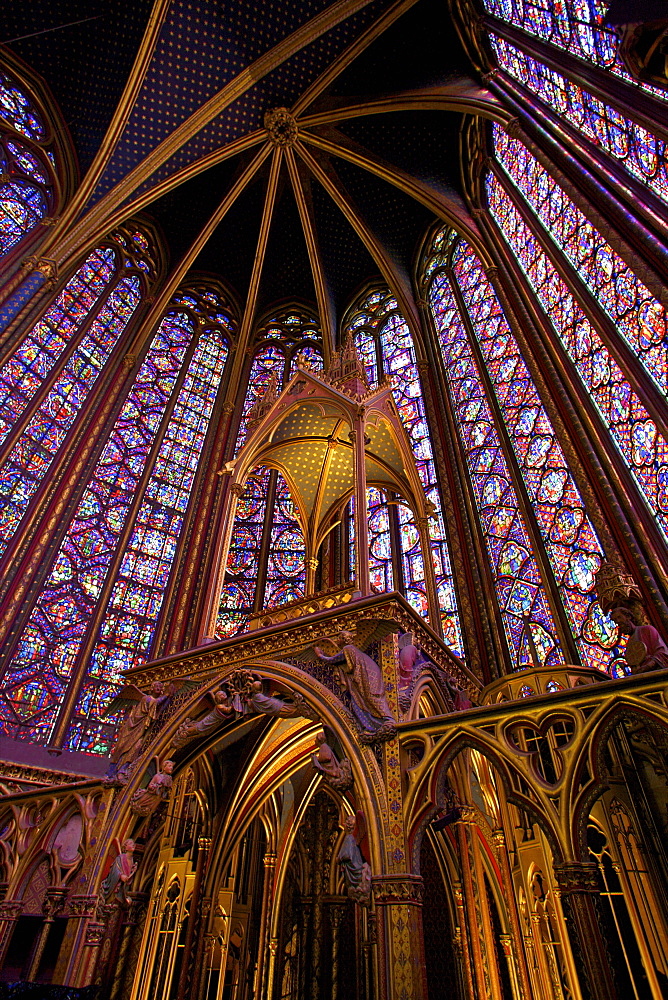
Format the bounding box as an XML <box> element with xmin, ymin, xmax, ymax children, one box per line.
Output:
<box><xmin>345</xmin><ymin>290</ymin><xmax>463</xmax><ymax>654</ymax></box>
<box><xmin>481</xmin><ymin>0</ymin><xmax>668</xmax><ymax>100</ymax></box>
<box><xmin>425</xmin><ymin>230</ymin><xmax>619</xmax><ymax>673</ymax></box>
<box><xmin>486</xmin><ymin>125</ymin><xmax>668</xmax><ymax>544</ymax></box>
<box><xmin>0</xmin><ymin>231</ymin><xmax>154</xmax><ymax>561</ymax></box>
<box><xmin>216</xmin><ymin>309</ymin><xmax>320</xmax><ymax>639</ymax></box>
<box><xmin>487</xmin><ymin>38</ymin><xmax>668</xmax><ymax>206</ymax></box>
<box><xmin>0</xmin><ymin>67</ymin><xmax>58</xmax><ymax>258</ymax></box>
<box><xmin>1</xmin><ymin>284</ymin><xmax>233</xmax><ymax>752</ymax></box>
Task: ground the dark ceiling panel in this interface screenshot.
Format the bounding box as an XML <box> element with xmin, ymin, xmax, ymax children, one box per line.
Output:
<box><xmin>327</xmin><ymin>0</ymin><xmax>471</xmax><ymax>98</ymax></box>
<box><xmin>336</xmin><ymin>109</ymin><xmax>464</xmax><ymax>191</ymax></box>
<box><xmin>1</xmin><ymin>0</ymin><xmax>153</xmax><ymax>173</ymax></box>
<box><xmin>192</xmin><ymin>161</ymin><xmax>268</xmax><ymax>304</ymax></box>
<box><xmin>330</xmin><ymin>153</ymin><xmax>436</xmax><ymax>276</ymax></box>
<box><xmin>128</xmin><ymin>0</ymin><xmax>390</xmax><ymax>206</ymax></box>
<box><xmin>143</xmin><ymin>156</ymin><xmax>245</xmax><ymax>268</ymax></box>
<box><xmin>310</xmin><ymin>171</ymin><xmax>381</xmax><ymax>324</ymax></box>
<box><xmin>256</xmin><ymin>168</ymin><xmax>317</xmax><ymax>315</ymax></box>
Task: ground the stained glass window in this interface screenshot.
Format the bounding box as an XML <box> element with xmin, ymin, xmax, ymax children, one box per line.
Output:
<box><xmin>68</xmin><ymin>317</ymin><xmax>230</xmax><ymax>752</ymax></box>
<box><xmin>217</xmin><ymin>310</ymin><xmax>322</xmax><ymax>637</ymax></box>
<box><xmin>0</xmin><ymin>70</ymin><xmax>45</xmax><ymax>140</ymax></box>
<box><xmin>218</xmin><ymin>468</ymin><xmax>272</xmax><ymax>638</ymax></box>
<box><xmin>367</xmin><ymin>488</ymin><xmax>395</xmax><ymax>593</ymax></box>
<box><xmin>0</xmin><ymin>237</ymin><xmax>154</xmax><ymax>562</ymax></box>
<box><xmin>1</xmin><ymin>290</ymin><xmax>232</xmax><ymax>749</ymax></box>
<box><xmin>481</xmin><ymin>0</ymin><xmax>668</xmax><ymax>100</ymax></box>
<box><xmin>263</xmin><ymin>473</ymin><xmax>306</xmax><ymax>607</ymax></box>
<box><xmin>490</xmin><ymin>36</ymin><xmax>668</xmax><ymax>205</ymax></box>
<box><xmin>428</xmin><ymin>262</ymin><xmax>561</xmax><ymax>667</ymax></box>
<box><xmin>0</xmin><ymin>70</ymin><xmax>55</xmax><ymax>257</ymax></box>
<box><xmin>347</xmin><ymin>291</ymin><xmax>463</xmax><ymax>653</ymax></box>
<box><xmin>0</xmin><ymin>275</ymin><xmax>142</xmax><ymax>559</ymax></box>
<box><xmin>445</xmin><ymin>239</ymin><xmax>616</xmax><ymax>671</ymax></box>
<box><xmin>0</xmin><ymin>249</ymin><xmax>116</xmax><ymax>449</ymax></box>
<box><xmin>486</xmin><ymin>170</ymin><xmax>668</xmax><ymax>546</ymax></box>
<box><xmin>493</xmin><ymin>125</ymin><xmax>668</xmax><ymax>398</ymax></box>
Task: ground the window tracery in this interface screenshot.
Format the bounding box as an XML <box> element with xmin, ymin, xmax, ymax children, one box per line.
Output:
<box><xmin>486</xmin><ymin>151</ymin><xmax>668</xmax><ymax>545</ymax></box>
<box><xmin>346</xmin><ymin>290</ymin><xmax>463</xmax><ymax>653</ymax></box>
<box><xmin>0</xmin><ymin>285</ymin><xmax>232</xmax><ymax>751</ymax></box>
<box><xmin>489</xmin><ymin>36</ymin><xmax>668</xmax><ymax>205</ymax></box>
<box><xmin>493</xmin><ymin>125</ymin><xmax>668</xmax><ymax>398</ymax></box>
<box><xmin>481</xmin><ymin>0</ymin><xmax>668</xmax><ymax>100</ymax></box>
<box><xmin>0</xmin><ymin>238</ymin><xmax>152</xmax><ymax>561</ymax></box>
<box><xmin>425</xmin><ymin>232</ymin><xmax>618</xmax><ymax>672</ymax></box>
<box><xmin>0</xmin><ymin>68</ymin><xmax>57</xmax><ymax>258</ymax></box>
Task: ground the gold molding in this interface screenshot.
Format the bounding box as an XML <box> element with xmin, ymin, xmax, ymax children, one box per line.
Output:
<box><xmin>285</xmin><ymin>148</ymin><xmax>335</xmax><ymax>363</ymax></box>
<box><xmin>295</xmin><ymin>140</ymin><xmax>422</xmax><ymax>339</ymax></box>
<box><xmin>52</xmin><ymin>0</ymin><xmax>382</xmax><ymax>269</ymax></box>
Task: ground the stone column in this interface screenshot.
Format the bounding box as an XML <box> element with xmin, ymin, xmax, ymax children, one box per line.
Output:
<box><xmin>452</xmin><ymin>882</ymin><xmax>476</xmax><ymax>1000</ymax></box>
<box><xmin>109</xmin><ymin>892</ymin><xmax>149</xmax><ymax>1000</ymax></box>
<box><xmin>372</xmin><ymin>875</ymin><xmax>427</xmax><ymax>1000</ymax></box>
<box><xmin>253</xmin><ymin>851</ymin><xmax>276</xmax><ymax>999</ymax></box>
<box><xmin>329</xmin><ymin>903</ymin><xmax>345</xmax><ymax>1000</ymax></box>
<box><xmin>0</xmin><ymin>900</ymin><xmax>22</xmax><ymax>970</ymax></box>
<box><xmin>305</xmin><ymin>557</ymin><xmax>319</xmax><ymax>597</ymax></box>
<box><xmin>350</xmin><ymin>421</ymin><xmax>371</xmax><ymax>596</ymax></box>
<box><xmin>52</xmin><ymin>894</ymin><xmax>100</xmax><ymax>985</ymax></box>
<box><xmin>491</xmin><ymin>829</ymin><xmax>533</xmax><ymax>1000</ymax></box>
<box><xmin>26</xmin><ymin>887</ymin><xmax>69</xmax><ymax>982</ymax></box>
<box><xmin>174</xmin><ymin>836</ymin><xmax>210</xmax><ymax>1000</ymax></box>
<box><xmin>553</xmin><ymin>862</ymin><xmax>619</xmax><ymax>1000</ymax></box>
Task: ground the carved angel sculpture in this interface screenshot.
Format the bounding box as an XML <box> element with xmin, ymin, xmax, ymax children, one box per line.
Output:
<box><xmin>101</xmin><ymin>838</ymin><xmax>137</xmax><ymax>903</ymax></box>
<box><xmin>130</xmin><ymin>760</ymin><xmax>174</xmax><ymax>817</ymax></box>
<box><xmin>314</xmin><ymin>630</ymin><xmax>395</xmax><ymax>742</ymax></box>
<box><xmin>225</xmin><ymin>670</ymin><xmax>319</xmax><ymax>721</ymax></box>
<box><xmin>311</xmin><ymin>731</ymin><xmax>353</xmax><ymax>791</ymax></box>
<box><xmin>611</xmin><ymin>604</ymin><xmax>668</xmax><ymax>673</ymax></box>
<box><xmin>338</xmin><ymin>814</ymin><xmax>371</xmax><ymax>905</ymax></box>
<box><xmin>105</xmin><ymin>681</ymin><xmax>173</xmax><ymax>781</ymax></box>
<box><xmin>171</xmin><ymin>688</ymin><xmax>234</xmax><ymax>751</ymax></box>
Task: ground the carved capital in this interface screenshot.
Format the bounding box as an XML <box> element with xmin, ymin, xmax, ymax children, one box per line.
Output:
<box><xmin>22</xmin><ymin>255</ymin><xmax>58</xmax><ymax>282</ymax></box>
<box><xmin>504</xmin><ymin>117</ymin><xmax>524</xmax><ymax>139</ymax></box>
<box><xmin>553</xmin><ymin>862</ymin><xmax>602</xmax><ymax>894</ymax></box>
<box><xmin>371</xmin><ymin>874</ymin><xmax>424</xmax><ymax>905</ymax></box>
<box><xmin>43</xmin><ymin>888</ymin><xmax>68</xmax><ymax>919</ymax></box>
<box><xmin>230</xmin><ymin>483</ymin><xmax>245</xmax><ymax>498</ymax></box>
<box><xmin>307</xmin><ymin>557</ymin><xmax>319</xmax><ymax>571</ymax></box>
<box><xmin>84</xmin><ymin>922</ymin><xmax>106</xmax><ymax>946</ymax></box>
<box><xmin>123</xmin><ymin>354</ymin><xmax>137</xmax><ymax>369</ymax></box>
<box><xmin>456</xmin><ymin>804</ymin><xmax>477</xmax><ymax>825</ymax></box>
<box><xmin>0</xmin><ymin>900</ymin><xmax>22</xmax><ymax>921</ymax></box>
<box><xmin>416</xmin><ymin>360</ymin><xmax>430</xmax><ymax>375</ymax></box>
<box><xmin>222</xmin><ymin>402</ymin><xmax>236</xmax><ymax>415</ymax></box>
<box><xmin>491</xmin><ymin>828</ymin><xmax>506</xmax><ymax>850</ymax></box>
<box><xmin>65</xmin><ymin>894</ymin><xmax>99</xmax><ymax>919</ymax></box>
<box><xmin>485</xmin><ymin>266</ymin><xmax>499</xmax><ymax>280</ymax></box>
